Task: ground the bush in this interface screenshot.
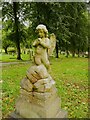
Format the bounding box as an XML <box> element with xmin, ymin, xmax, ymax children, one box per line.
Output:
<box><xmin>8</xmin><ymin>49</ymin><xmax>16</xmax><ymax>55</ymax></box>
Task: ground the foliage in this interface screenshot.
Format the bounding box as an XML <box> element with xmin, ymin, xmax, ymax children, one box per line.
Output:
<box><xmin>2</xmin><ymin>2</ymin><xmax>88</xmax><ymax>58</ymax></box>
<box><xmin>25</xmin><ymin>2</ymin><xmax>88</xmax><ymax>57</ymax></box>
<box><xmin>2</xmin><ymin>25</ymin><xmax>14</xmax><ymax>54</ymax></box>
<box><xmin>2</xmin><ymin>2</ymin><xmax>28</xmax><ymax>59</ymax></box>
<box><xmin>87</xmin><ymin>2</ymin><xmax>90</xmax><ymax>58</ymax></box>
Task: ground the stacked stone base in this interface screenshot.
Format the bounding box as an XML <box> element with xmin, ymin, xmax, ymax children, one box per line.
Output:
<box><xmin>11</xmin><ymin>109</ymin><xmax>67</xmax><ymax>119</ymax></box>
<box><xmin>10</xmin><ymin>86</ymin><xmax>67</xmax><ymax>118</ymax></box>
<box><xmin>10</xmin><ymin>65</ymin><xmax>67</xmax><ymax>118</ymax></box>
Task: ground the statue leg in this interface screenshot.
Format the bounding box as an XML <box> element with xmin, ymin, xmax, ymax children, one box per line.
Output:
<box><xmin>34</xmin><ymin>54</ymin><xmax>42</xmax><ymax>65</ymax></box>
<box><xmin>41</xmin><ymin>55</ymin><xmax>50</xmax><ymax>70</ymax></box>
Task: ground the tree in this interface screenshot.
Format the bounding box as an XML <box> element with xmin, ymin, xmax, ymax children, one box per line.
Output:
<box><xmin>2</xmin><ymin>2</ymin><xmax>27</xmax><ymax>59</ymax></box>
<box><xmin>12</xmin><ymin>2</ymin><xmax>21</xmax><ymax>59</ymax></box>
<box><xmin>2</xmin><ymin>21</ymin><xmax>14</xmax><ymax>54</ymax></box>
<box><xmin>2</xmin><ymin>2</ymin><xmax>88</xmax><ymax>58</ymax></box>
<box><xmin>87</xmin><ymin>2</ymin><xmax>90</xmax><ymax>58</ymax></box>
<box><xmin>65</xmin><ymin>2</ymin><xmax>88</xmax><ymax>57</ymax></box>
<box><xmin>2</xmin><ymin>38</ymin><xmax>11</xmax><ymax>54</ymax></box>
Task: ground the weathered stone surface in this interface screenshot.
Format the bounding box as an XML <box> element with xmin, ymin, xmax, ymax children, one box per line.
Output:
<box><xmin>33</xmin><ymin>87</ymin><xmax>57</xmax><ymax>101</ymax></box>
<box><xmin>48</xmin><ymin>33</ymin><xmax>56</xmax><ymax>56</ymax></box>
<box><xmin>36</xmin><ymin>65</ymin><xmax>49</xmax><ymax>78</ymax></box>
<box><xmin>20</xmin><ymin>77</ymin><xmax>33</xmax><ymax>92</ymax></box>
<box><xmin>15</xmin><ymin>97</ymin><xmax>40</xmax><ymax>118</ymax></box>
<box><xmin>10</xmin><ymin>112</ymin><xmax>23</xmax><ymax>119</ymax></box>
<box><xmin>33</xmin><ymin>77</ymin><xmax>52</xmax><ymax>87</ymax></box>
<box><xmin>20</xmin><ymin>89</ymin><xmax>33</xmax><ymax>102</ymax></box>
<box><xmin>34</xmin><ymin>84</ymin><xmax>45</xmax><ymax>92</ymax></box>
<box><xmin>26</xmin><ymin>71</ymin><xmax>38</xmax><ymax>84</ymax></box>
<box><xmin>34</xmin><ymin>77</ymin><xmax>55</xmax><ymax>92</ymax></box>
<box><xmin>46</xmin><ymin>98</ymin><xmax>60</xmax><ymax>117</ymax></box>
<box><xmin>15</xmin><ymin>76</ymin><xmax>62</xmax><ymax>118</ymax></box>
<box><xmin>15</xmin><ymin>95</ymin><xmax>61</xmax><ymax>118</ymax></box>
<box><xmin>26</xmin><ymin>65</ymin><xmax>49</xmax><ymax>84</ymax></box>
<box><xmin>33</xmin><ymin>92</ymin><xmax>52</xmax><ymax>100</ymax></box>
<box><xmin>11</xmin><ymin>103</ymin><xmax>67</xmax><ymax>119</ymax></box>
<box><xmin>44</xmin><ymin>79</ymin><xmax>55</xmax><ymax>91</ymax></box>
<box><xmin>11</xmin><ymin>109</ymin><xmax>67</xmax><ymax>119</ymax></box>
<box><xmin>56</xmin><ymin>109</ymin><xmax>68</xmax><ymax>118</ymax></box>
<box><xmin>32</xmin><ymin>93</ymin><xmax>52</xmax><ymax>106</ymax></box>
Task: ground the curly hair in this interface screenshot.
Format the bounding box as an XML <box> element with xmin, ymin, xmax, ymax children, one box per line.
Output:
<box><xmin>36</xmin><ymin>24</ymin><xmax>48</xmax><ymax>37</ymax></box>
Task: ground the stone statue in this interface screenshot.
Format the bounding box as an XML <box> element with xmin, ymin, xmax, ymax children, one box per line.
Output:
<box><xmin>33</xmin><ymin>24</ymin><xmax>50</xmax><ymax>70</ymax></box>
<box><xmin>48</xmin><ymin>33</ymin><xmax>56</xmax><ymax>56</ymax></box>
<box><xmin>10</xmin><ymin>24</ymin><xmax>67</xmax><ymax>118</ymax></box>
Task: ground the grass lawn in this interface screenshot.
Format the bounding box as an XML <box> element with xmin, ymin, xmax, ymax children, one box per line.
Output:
<box><xmin>2</xmin><ymin>56</ymin><xmax>88</xmax><ymax>118</ymax></box>
<box><xmin>0</xmin><ymin>53</ymin><xmax>31</xmax><ymax>62</ymax></box>
<box><xmin>0</xmin><ymin>47</ymin><xmax>33</xmax><ymax>62</ymax></box>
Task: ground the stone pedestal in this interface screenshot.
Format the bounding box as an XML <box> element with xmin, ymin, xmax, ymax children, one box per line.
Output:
<box><xmin>10</xmin><ymin>65</ymin><xmax>67</xmax><ymax>118</ymax></box>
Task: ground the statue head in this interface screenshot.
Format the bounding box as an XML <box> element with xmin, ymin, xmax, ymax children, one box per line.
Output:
<box><xmin>36</xmin><ymin>24</ymin><xmax>48</xmax><ymax>38</ymax></box>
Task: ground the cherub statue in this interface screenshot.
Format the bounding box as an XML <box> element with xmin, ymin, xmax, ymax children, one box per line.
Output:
<box><xmin>25</xmin><ymin>24</ymin><xmax>56</xmax><ymax>83</ymax></box>
<box><xmin>15</xmin><ymin>24</ymin><xmax>67</xmax><ymax>119</ymax></box>
<box><xmin>33</xmin><ymin>24</ymin><xmax>50</xmax><ymax>70</ymax></box>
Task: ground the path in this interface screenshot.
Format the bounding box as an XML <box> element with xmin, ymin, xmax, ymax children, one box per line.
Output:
<box><xmin>0</xmin><ymin>61</ymin><xmax>30</xmax><ymax>66</ymax></box>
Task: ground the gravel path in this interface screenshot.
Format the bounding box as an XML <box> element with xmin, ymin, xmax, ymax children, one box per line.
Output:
<box><xmin>0</xmin><ymin>61</ymin><xmax>30</xmax><ymax>66</ymax></box>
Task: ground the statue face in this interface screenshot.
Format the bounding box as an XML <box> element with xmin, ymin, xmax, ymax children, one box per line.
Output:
<box><xmin>38</xmin><ymin>29</ymin><xmax>45</xmax><ymax>38</ymax></box>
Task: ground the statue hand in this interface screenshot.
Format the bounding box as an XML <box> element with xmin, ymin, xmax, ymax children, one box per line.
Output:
<box><xmin>38</xmin><ymin>38</ymin><xmax>42</xmax><ymax>42</ymax></box>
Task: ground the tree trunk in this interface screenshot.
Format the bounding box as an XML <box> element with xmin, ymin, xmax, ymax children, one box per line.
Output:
<box><xmin>72</xmin><ymin>50</ymin><xmax>75</xmax><ymax>57</ymax></box>
<box><xmin>66</xmin><ymin>50</ymin><xmax>69</xmax><ymax>58</ymax></box>
<box><xmin>78</xmin><ymin>48</ymin><xmax>80</xmax><ymax>57</ymax></box>
<box><xmin>82</xmin><ymin>49</ymin><xmax>84</xmax><ymax>57</ymax></box>
<box><xmin>88</xmin><ymin>46</ymin><xmax>90</xmax><ymax>58</ymax></box>
<box><xmin>13</xmin><ymin>2</ymin><xmax>21</xmax><ymax>60</ymax></box>
<box><xmin>66</xmin><ymin>43</ymin><xmax>69</xmax><ymax>58</ymax></box>
<box><xmin>17</xmin><ymin>43</ymin><xmax>21</xmax><ymax>59</ymax></box>
<box><xmin>4</xmin><ymin>47</ymin><xmax>8</xmax><ymax>54</ymax></box>
<box><xmin>55</xmin><ymin>41</ymin><xmax>59</xmax><ymax>58</ymax></box>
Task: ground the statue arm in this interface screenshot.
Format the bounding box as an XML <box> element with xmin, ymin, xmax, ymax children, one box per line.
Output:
<box><xmin>39</xmin><ymin>38</ymin><xmax>50</xmax><ymax>48</ymax></box>
<box><xmin>33</xmin><ymin>40</ymin><xmax>39</xmax><ymax>47</ymax></box>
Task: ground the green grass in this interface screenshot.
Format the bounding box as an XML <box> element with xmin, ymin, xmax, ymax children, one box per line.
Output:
<box><xmin>50</xmin><ymin>57</ymin><xmax>88</xmax><ymax>118</ymax></box>
<box><xmin>2</xmin><ymin>57</ymin><xmax>88</xmax><ymax>118</ymax></box>
<box><xmin>0</xmin><ymin>53</ymin><xmax>31</xmax><ymax>62</ymax></box>
<box><xmin>0</xmin><ymin>47</ymin><xmax>33</xmax><ymax>62</ymax></box>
